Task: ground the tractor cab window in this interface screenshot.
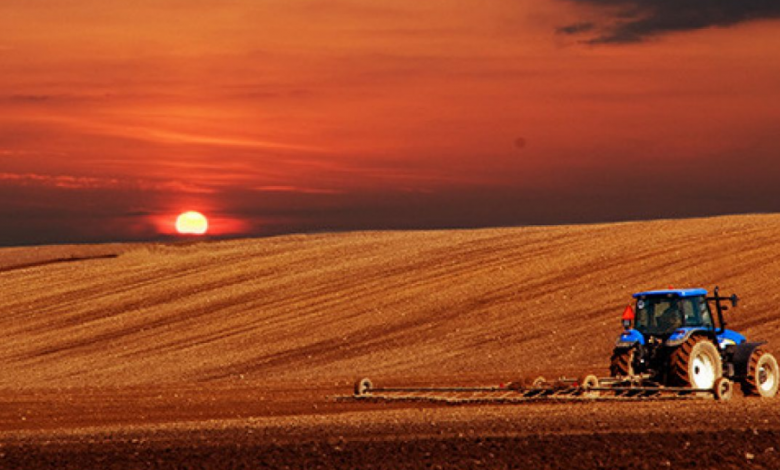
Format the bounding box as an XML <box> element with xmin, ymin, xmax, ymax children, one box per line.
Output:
<box><xmin>697</xmin><ymin>296</ymin><xmax>714</xmax><ymax>327</ymax></box>
<box><xmin>680</xmin><ymin>297</ymin><xmax>711</xmax><ymax>327</ymax></box>
<box><xmin>634</xmin><ymin>296</ymin><xmax>682</xmax><ymax>336</ymax></box>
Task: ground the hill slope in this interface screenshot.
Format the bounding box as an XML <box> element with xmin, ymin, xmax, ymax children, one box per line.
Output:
<box><xmin>2</xmin><ymin>214</ymin><xmax>780</xmax><ymax>389</ymax></box>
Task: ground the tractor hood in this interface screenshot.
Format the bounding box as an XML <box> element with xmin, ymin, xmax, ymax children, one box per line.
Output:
<box><xmin>665</xmin><ymin>327</ymin><xmax>747</xmax><ymax>348</ymax></box>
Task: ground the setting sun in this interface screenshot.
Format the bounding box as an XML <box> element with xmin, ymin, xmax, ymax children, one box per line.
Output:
<box><xmin>175</xmin><ymin>211</ymin><xmax>208</xmax><ymax>235</ymax></box>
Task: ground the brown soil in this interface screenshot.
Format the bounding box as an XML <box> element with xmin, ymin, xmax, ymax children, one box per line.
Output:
<box><xmin>1</xmin><ymin>214</ymin><xmax>780</xmax><ymax>469</ymax></box>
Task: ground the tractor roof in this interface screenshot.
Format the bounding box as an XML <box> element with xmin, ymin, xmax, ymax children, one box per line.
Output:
<box><xmin>632</xmin><ymin>288</ymin><xmax>708</xmax><ymax>298</ymax></box>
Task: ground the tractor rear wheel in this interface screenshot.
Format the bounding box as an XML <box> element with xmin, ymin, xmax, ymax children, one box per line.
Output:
<box><xmin>669</xmin><ymin>336</ymin><xmax>722</xmax><ymax>389</ymax></box>
<box><xmin>610</xmin><ymin>348</ymin><xmax>635</xmax><ymax>377</ymax></box>
<box><xmin>741</xmin><ymin>350</ymin><xmax>779</xmax><ymax>398</ymax></box>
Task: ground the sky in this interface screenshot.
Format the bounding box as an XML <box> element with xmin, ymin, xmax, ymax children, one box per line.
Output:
<box><xmin>1</xmin><ymin>0</ymin><xmax>779</xmax><ymax>245</ymax></box>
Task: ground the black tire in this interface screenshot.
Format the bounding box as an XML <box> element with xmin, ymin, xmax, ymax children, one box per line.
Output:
<box><xmin>669</xmin><ymin>336</ymin><xmax>722</xmax><ymax>389</ymax></box>
<box><xmin>610</xmin><ymin>348</ymin><xmax>635</xmax><ymax>377</ymax></box>
<box><xmin>741</xmin><ymin>350</ymin><xmax>779</xmax><ymax>398</ymax></box>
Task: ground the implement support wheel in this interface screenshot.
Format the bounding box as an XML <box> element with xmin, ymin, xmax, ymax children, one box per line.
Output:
<box><xmin>578</xmin><ymin>374</ymin><xmax>601</xmax><ymax>398</ymax></box>
<box><xmin>713</xmin><ymin>377</ymin><xmax>733</xmax><ymax>401</ymax></box>
<box><xmin>354</xmin><ymin>378</ymin><xmax>373</xmax><ymax>396</ymax></box>
<box><xmin>532</xmin><ymin>376</ymin><xmax>547</xmax><ymax>389</ymax></box>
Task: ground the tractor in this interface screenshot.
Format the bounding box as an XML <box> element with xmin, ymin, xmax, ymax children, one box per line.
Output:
<box><xmin>611</xmin><ymin>287</ymin><xmax>778</xmax><ymax>397</ymax></box>
<box><xmin>350</xmin><ymin>286</ymin><xmax>777</xmax><ymax>404</ymax></box>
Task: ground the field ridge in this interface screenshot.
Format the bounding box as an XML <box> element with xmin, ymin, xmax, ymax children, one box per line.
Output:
<box><xmin>2</xmin><ymin>214</ymin><xmax>780</xmax><ymax>389</ymax></box>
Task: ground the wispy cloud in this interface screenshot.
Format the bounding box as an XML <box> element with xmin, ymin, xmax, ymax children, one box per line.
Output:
<box><xmin>0</xmin><ymin>172</ymin><xmax>214</xmax><ymax>194</ymax></box>
<box><xmin>6</xmin><ymin>94</ymin><xmax>53</xmax><ymax>103</ymax></box>
<box><xmin>559</xmin><ymin>0</ymin><xmax>780</xmax><ymax>43</ymax></box>
<box><xmin>16</xmin><ymin>116</ymin><xmax>328</xmax><ymax>153</ymax></box>
<box><xmin>138</xmin><ymin>128</ymin><xmax>327</xmax><ymax>152</ymax></box>
<box><xmin>254</xmin><ymin>185</ymin><xmax>345</xmax><ymax>195</ymax></box>
<box><xmin>556</xmin><ymin>22</ymin><xmax>596</xmax><ymax>35</ymax></box>
<box><xmin>0</xmin><ymin>172</ymin><xmax>120</xmax><ymax>190</ymax></box>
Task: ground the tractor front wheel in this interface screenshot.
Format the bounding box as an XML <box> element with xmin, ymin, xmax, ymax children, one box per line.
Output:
<box><xmin>610</xmin><ymin>347</ymin><xmax>635</xmax><ymax>378</ymax></box>
<box><xmin>669</xmin><ymin>336</ymin><xmax>722</xmax><ymax>389</ymax></box>
<box><xmin>741</xmin><ymin>350</ymin><xmax>779</xmax><ymax>398</ymax></box>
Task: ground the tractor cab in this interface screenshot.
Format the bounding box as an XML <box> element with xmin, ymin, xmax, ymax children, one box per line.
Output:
<box><xmin>617</xmin><ymin>287</ymin><xmax>746</xmax><ymax>351</ymax></box>
<box><xmin>634</xmin><ymin>289</ymin><xmax>713</xmax><ymax>338</ymax></box>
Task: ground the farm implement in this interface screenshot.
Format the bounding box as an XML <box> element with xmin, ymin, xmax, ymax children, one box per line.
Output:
<box><xmin>350</xmin><ymin>287</ymin><xmax>778</xmax><ymax>404</ymax></box>
<box><xmin>352</xmin><ymin>374</ymin><xmax>734</xmax><ymax>403</ymax></box>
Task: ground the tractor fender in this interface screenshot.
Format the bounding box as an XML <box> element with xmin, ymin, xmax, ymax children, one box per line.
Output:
<box><xmin>665</xmin><ymin>327</ymin><xmax>707</xmax><ymax>347</ymax></box>
<box><xmin>616</xmin><ymin>329</ymin><xmax>644</xmax><ymax>348</ymax></box>
<box><xmin>732</xmin><ymin>342</ymin><xmax>767</xmax><ymax>378</ymax></box>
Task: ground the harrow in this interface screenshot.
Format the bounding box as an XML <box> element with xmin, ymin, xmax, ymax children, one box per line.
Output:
<box><xmin>350</xmin><ymin>374</ymin><xmax>735</xmax><ymax>404</ymax></box>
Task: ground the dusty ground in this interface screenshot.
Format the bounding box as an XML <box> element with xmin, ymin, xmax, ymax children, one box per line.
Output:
<box><xmin>1</xmin><ymin>384</ymin><xmax>779</xmax><ymax>469</ymax></box>
<box><xmin>2</xmin><ymin>214</ymin><xmax>780</xmax><ymax>468</ymax></box>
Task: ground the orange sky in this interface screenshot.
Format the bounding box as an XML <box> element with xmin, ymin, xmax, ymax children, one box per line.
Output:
<box><xmin>1</xmin><ymin>1</ymin><xmax>779</xmax><ymax>244</ymax></box>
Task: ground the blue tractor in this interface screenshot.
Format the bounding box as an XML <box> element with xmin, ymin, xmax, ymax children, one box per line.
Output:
<box><xmin>611</xmin><ymin>287</ymin><xmax>778</xmax><ymax>397</ymax></box>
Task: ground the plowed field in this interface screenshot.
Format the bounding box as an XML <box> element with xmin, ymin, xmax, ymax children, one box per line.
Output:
<box><xmin>2</xmin><ymin>214</ymin><xmax>780</xmax><ymax>469</ymax></box>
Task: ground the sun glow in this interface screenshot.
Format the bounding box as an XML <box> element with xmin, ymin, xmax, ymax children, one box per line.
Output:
<box><xmin>175</xmin><ymin>211</ymin><xmax>208</xmax><ymax>235</ymax></box>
